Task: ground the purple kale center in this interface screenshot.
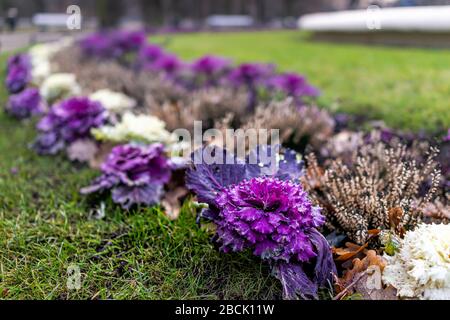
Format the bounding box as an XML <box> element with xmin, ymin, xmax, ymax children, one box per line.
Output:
<box><xmin>215</xmin><ymin>177</ymin><xmax>325</xmax><ymax>263</ymax></box>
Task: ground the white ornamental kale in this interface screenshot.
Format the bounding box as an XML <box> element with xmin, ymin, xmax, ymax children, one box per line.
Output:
<box><xmin>91</xmin><ymin>112</ymin><xmax>172</xmax><ymax>145</ymax></box>
<box><xmin>382</xmin><ymin>223</ymin><xmax>450</xmax><ymax>300</ymax></box>
<box><xmin>89</xmin><ymin>89</ymin><xmax>136</xmax><ymax>114</ymax></box>
<box><xmin>29</xmin><ymin>38</ymin><xmax>73</xmax><ymax>84</ymax></box>
<box><xmin>40</xmin><ymin>73</ymin><xmax>81</xmax><ymax>103</ymax></box>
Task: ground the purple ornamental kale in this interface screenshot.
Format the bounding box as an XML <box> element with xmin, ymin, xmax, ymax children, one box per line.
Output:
<box><xmin>5</xmin><ymin>54</ymin><xmax>32</xmax><ymax>94</ymax></box>
<box><xmin>228</xmin><ymin>63</ymin><xmax>274</xmax><ymax>87</ymax></box>
<box><xmin>444</xmin><ymin>129</ymin><xmax>450</xmax><ymax>142</ymax></box>
<box><xmin>114</xmin><ymin>30</ymin><xmax>146</xmax><ymax>54</ymax></box>
<box><xmin>5</xmin><ymin>87</ymin><xmax>43</xmax><ymax>119</ymax></box>
<box><xmin>7</xmin><ymin>54</ymin><xmax>31</xmax><ymax>72</ymax></box>
<box><xmin>81</xmin><ymin>143</ymin><xmax>172</xmax><ymax>209</ymax></box>
<box><xmin>137</xmin><ymin>44</ymin><xmax>165</xmax><ymax>70</ymax></box>
<box><xmin>228</xmin><ymin>63</ymin><xmax>275</xmax><ymax>111</ymax></box>
<box><xmin>188</xmin><ymin>55</ymin><xmax>231</xmax><ymax>88</ymax></box>
<box><xmin>270</xmin><ymin>73</ymin><xmax>320</xmax><ymax>105</ymax></box>
<box><xmin>152</xmin><ymin>53</ymin><xmax>183</xmax><ymax>76</ymax></box>
<box><xmin>79</xmin><ymin>30</ymin><xmax>146</xmax><ymax>59</ymax></box>
<box><xmin>186</xmin><ymin>145</ymin><xmax>335</xmax><ymax>299</ymax></box>
<box><xmin>6</xmin><ymin>66</ymin><xmax>30</xmax><ymax>93</ymax></box>
<box><xmin>33</xmin><ymin>97</ymin><xmax>106</xmax><ymax>155</ymax></box>
<box><xmin>191</xmin><ymin>55</ymin><xmax>230</xmax><ymax>75</ymax></box>
<box><xmin>215</xmin><ymin>177</ymin><xmax>324</xmax><ymax>258</ymax></box>
<box><xmin>79</xmin><ymin>32</ymin><xmax>116</xmax><ymax>58</ymax></box>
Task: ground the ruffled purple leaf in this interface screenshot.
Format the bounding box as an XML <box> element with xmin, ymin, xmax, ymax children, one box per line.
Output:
<box><xmin>272</xmin><ymin>230</ymin><xmax>335</xmax><ymax>300</ymax></box>
<box><xmin>308</xmin><ymin>228</ymin><xmax>337</xmax><ymax>288</ymax></box>
<box><xmin>5</xmin><ymin>64</ymin><xmax>31</xmax><ymax>94</ymax></box>
<box><xmin>186</xmin><ymin>146</ymin><xmax>247</xmax><ymax>204</ymax></box>
<box><xmin>80</xmin><ymin>174</ymin><xmax>119</xmax><ymax>195</ymax></box>
<box><xmin>277</xmin><ymin>149</ymin><xmax>304</xmax><ymax>181</ymax></box>
<box><xmin>244</xmin><ymin>144</ymin><xmax>279</xmax><ymax>179</ymax></box>
<box><xmin>6</xmin><ymin>87</ymin><xmax>43</xmax><ymax>119</ymax></box>
<box><xmin>197</xmin><ymin>206</ymin><xmax>220</xmax><ymax>223</ymax></box>
<box><xmin>111</xmin><ymin>184</ymin><xmax>164</xmax><ymax>210</ymax></box>
<box><xmin>245</xmin><ymin>145</ymin><xmax>303</xmax><ymax>181</ymax></box>
<box><xmin>187</xmin><ymin>145</ymin><xmax>304</xmax><ymax>206</ymax></box>
<box><xmin>273</xmin><ymin>262</ymin><xmax>319</xmax><ymax>300</ymax></box>
<box><xmin>32</xmin><ymin>132</ymin><xmax>65</xmax><ymax>155</ymax></box>
<box><xmin>5</xmin><ymin>54</ymin><xmax>32</xmax><ymax>94</ymax></box>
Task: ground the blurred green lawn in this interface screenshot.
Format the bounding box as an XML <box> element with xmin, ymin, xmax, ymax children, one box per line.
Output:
<box><xmin>155</xmin><ymin>30</ymin><xmax>450</xmax><ymax>132</ymax></box>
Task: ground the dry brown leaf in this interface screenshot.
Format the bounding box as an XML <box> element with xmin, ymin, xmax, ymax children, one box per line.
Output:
<box><xmin>350</xmin><ymin>272</ymin><xmax>398</xmax><ymax>300</ymax></box>
<box><xmin>389</xmin><ymin>207</ymin><xmax>406</xmax><ymax>237</ymax></box>
<box><xmin>335</xmin><ymin>250</ymin><xmax>397</xmax><ymax>300</ymax></box>
<box><xmin>388</xmin><ymin>207</ymin><xmax>403</xmax><ymax>229</ymax></box>
<box><xmin>334</xmin><ymin>242</ymin><xmax>368</xmax><ymax>262</ymax></box>
<box><xmin>368</xmin><ymin>229</ymin><xmax>381</xmax><ymax>236</ymax></box>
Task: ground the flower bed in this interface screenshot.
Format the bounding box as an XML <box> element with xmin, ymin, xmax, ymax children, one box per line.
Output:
<box><xmin>2</xmin><ymin>30</ymin><xmax>449</xmax><ymax>300</ymax></box>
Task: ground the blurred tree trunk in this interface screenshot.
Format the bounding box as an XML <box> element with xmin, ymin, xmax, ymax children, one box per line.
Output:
<box><xmin>248</xmin><ymin>0</ymin><xmax>267</xmax><ymax>25</ymax></box>
<box><xmin>257</xmin><ymin>0</ymin><xmax>266</xmax><ymax>23</ymax></box>
<box><xmin>35</xmin><ymin>0</ymin><xmax>47</xmax><ymax>11</ymax></box>
<box><xmin>0</xmin><ymin>0</ymin><xmax>13</xmax><ymax>16</ymax></box>
<box><xmin>139</xmin><ymin>0</ymin><xmax>164</xmax><ymax>27</ymax></box>
<box><xmin>161</xmin><ymin>0</ymin><xmax>174</xmax><ymax>27</ymax></box>
<box><xmin>248</xmin><ymin>0</ymin><xmax>258</xmax><ymax>23</ymax></box>
<box><xmin>96</xmin><ymin>0</ymin><xmax>122</xmax><ymax>29</ymax></box>
<box><xmin>284</xmin><ymin>0</ymin><xmax>298</xmax><ymax>16</ymax></box>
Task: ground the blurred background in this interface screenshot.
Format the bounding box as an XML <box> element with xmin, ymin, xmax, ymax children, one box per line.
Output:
<box><xmin>0</xmin><ymin>0</ymin><xmax>449</xmax><ymax>31</ymax></box>
<box><xmin>0</xmin><ymin>0</ymin><xmax>448</xmax><ymax>131</ymax></box>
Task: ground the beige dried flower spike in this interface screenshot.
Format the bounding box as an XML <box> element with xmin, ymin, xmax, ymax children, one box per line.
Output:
<box><xmin>303</xmin><ymin>142</ymin><xmax>442</xmax><ymax>244</ymax></box>
<box><xmin>243</xmin><ymin>98</ymin><xmax>335</xmax><ymax>151</ymax></box>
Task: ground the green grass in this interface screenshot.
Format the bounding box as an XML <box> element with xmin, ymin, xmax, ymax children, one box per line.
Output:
<box><xmin>154</xmin><ymin>30</ymin><xmax>450</xmax><ymax>132</ymax></box>
<box><xmin>0</xmin><ymin>52</ymin><xmax>279</xmax><ymax>299</ymax></box>
<box><xmin>1</xmin><ymin>30</ymin><xmax>449</xmax><ymax>299</ymax></box>
<box><xmin>0</xmin><ymin>113</ymin><xmax>280</xmax><ymax>299</ymax></box>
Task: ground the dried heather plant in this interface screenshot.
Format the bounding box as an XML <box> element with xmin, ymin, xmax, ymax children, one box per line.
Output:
<box><xmin>422</xmin><ymin>196</ymin><xmax>450</xmax><ymax>222</ymax></box>
<box><xmin>145</xmin><ymin>87</ymin><xmax>248</xmax><ymax>132</ymax></box>
<box><xmin>243</xmin><ymin>98</ymin><xmax>335</xmax><ymax>152</ymax></box>
<box><xmin>302</xmin><ymin>142</ymin><xmax>442</xmax><ymax>244</ymax></box>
